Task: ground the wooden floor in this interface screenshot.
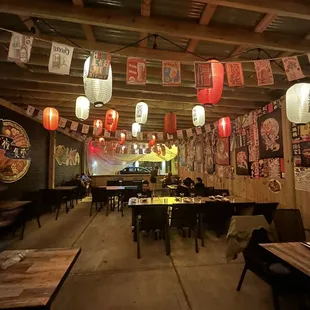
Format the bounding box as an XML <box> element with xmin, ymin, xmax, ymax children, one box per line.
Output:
<box><xmin>4</xmin><ymin>198</ymin><xmax>299</xmax><ymax>310</ymax></box>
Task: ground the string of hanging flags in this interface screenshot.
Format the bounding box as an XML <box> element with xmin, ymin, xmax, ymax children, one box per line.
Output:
<box><xmin>3</xmin><ymin>29</ymin><xmax>310</xmax><ymax>87</ymax></box>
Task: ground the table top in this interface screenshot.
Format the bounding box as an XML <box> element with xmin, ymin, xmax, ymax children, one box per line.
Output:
<box><xmin>54</xmin><ymin>186</ymin><xmax>77</xmax><ymax>191</ymax></box>
<box><xmin>0</xmin><ymin>248</ymin><xmax>81</xmax><ymax>309</ymax></box>
<box><xmin>167</xmin><ymin>185</ymin><xmax>178</xmax><ymax>190</ymax></box>
<box><xmin>0</xmin><ymin>201</ymin><xmax>32</xmax><ymax>211</ymax></box>
<box><xmin>99</xmin><ymin>186</ymin><xmax>138</xmax><ymax>190</ymax></box>
<box><xmin>261</xmin><ymin>242</ymin><xmax>310</xmax><ymax>277</ymax></box>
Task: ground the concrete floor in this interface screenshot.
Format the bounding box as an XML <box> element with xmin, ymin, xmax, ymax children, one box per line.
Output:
<box><xmin>6</xmin><ymin>198</ymin><xmax>293</xmax><ymax>310</ymax></box>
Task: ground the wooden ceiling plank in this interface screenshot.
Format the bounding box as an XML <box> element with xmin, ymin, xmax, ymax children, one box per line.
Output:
<box><xmin>140</xmin><ymin>0</ymin><xmax>152</xmax><ymax>48</ymax></box>
<box><xmin>0</xmin><ymin>0</ymin><xmax>310</xmax><ymax>53</ymax></box>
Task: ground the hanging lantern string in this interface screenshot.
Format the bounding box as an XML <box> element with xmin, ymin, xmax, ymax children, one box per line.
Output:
<box><xmin>0</xmin><ymin>26</ymin><xmax>308</xmax><ymax>64</ymax></box>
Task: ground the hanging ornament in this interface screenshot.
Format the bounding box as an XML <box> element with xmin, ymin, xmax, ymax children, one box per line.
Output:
<box><xmin>286</xmin><ymin>83</ymin><xmax>310</xmax><ymax>124</ymax></box>
<box><xmin>93</xmin><ymin>119</ymin><xmax>103</xmax><ymax>136</ymax></box>
<box><xmin>197</xmin><ymin>59</ymin><xmax>224</xmax><ymax>105</ymax></box>
<box><xmin>164</xmin><ymin>112</ymin><xmax>177</xmax><ymax>134</ymax></box>
<box><xmin>119</xmin><ymin>133</ymin><xmax>126</xmax><ymax>145</ymax></box>
<box><xmin>135</xmin><ymin>102</ymin><xmax>148</xmax><ymax>124</ymax></box>
<box><xmin>132</xmin><ymin>122</ymin><xmax>141</xmax><ymax>138</ymax></box>
<box><xmin>43</xmin><ymin>107</ymin><xmax>59</xmax><ymax>131</ymax></box>
<box><xmin>83</xmin><ymin>57</ymin><xmax>112</xmax><ymax>108</ymax></box>
<box><xmin>99</xmin><ymin>137</ymin><xmax>105</xmax><ymax>144</ymax></box>
<box><xmin>192</xmin><ymin>105</ymin><xmax>205</xmax><ymax>127</ymax></box>
<box><xmin>105</xmin><ymin>109</ymin><xmax>119</xmax><ymax>132</ymax></box>
<box><xmin>149</xmin><ymin>134</ymin><xmax>156</xmax><ymax>147</ymax></box>
<box><xmin>218</xmin><ymin>117</ymin><xmax>231</xmax><ymax>138</ymax></box>
<box><xmin>75</xmin><ymin>96</ymin><xmax>90</xmax><ymax>121</ymax></box>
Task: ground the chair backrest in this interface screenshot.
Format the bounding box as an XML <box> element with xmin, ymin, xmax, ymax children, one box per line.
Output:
<box><xmin>136</xmin><ymin>206</ymin><xmax>168</xmax><ymax>231</ymax></box>
<box><xmin>213</xmin><ymin>189</ymin><xmax>230</xmax><ymax>196</ymax></box>
<box><xmin>252</xmin><ymin>203</ymin><xmax>278</xmax><ymax>224</ymax></box>
<box><xmin>153</xmin><ymin>188</ymin><xmax>170</xmax><ymax>197</ymax></box>
<box><xmin>273</xmin><ymin>209</ymin><xmax>306</xmax><ymax>242</ymax></box>
<box><xmin>91</xmin><ymin>187</ymin><xmax>107</xmax><ymax>202</ymax></box>
<box><xmin>234</xmin><ymin>203</ymin><xmax>256</xmax><ymax>216</ymax></box>
<box><xmin>194</xmin><ymin>185</ymin><xmax>205</xmax><ymax>197</ymax></box>
<box><xmin>171</xmin><ymin>205</ymin><xmax>198</xmax><ymax>228</ymax></box>
<box><xmin>204</xmin><ymin>187</ymin><xmax>214</xmax><ymax>197</ymax></box>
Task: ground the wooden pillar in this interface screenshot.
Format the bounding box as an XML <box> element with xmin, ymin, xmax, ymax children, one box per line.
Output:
<box><xmin>281</xmin><ymin>98</ymin><xmax>296</xmax><ymax>209</ymax></box>
<box><xmin>48</xmin><ymin>131</ymin><xmax>56</xmax><ymax>189</ymax></box>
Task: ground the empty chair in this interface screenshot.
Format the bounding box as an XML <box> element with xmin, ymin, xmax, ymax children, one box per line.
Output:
<box><xmin>90</xmin><ymin>187</ymin><xmax>108</xmax><ymax>216</ymax></box>
<box><xmin>21</xmin><ymin>190</ymin><xmax>42</xmax><ymax>228</ymax></box>
<box><xmin>273</xmin><ymin>209</ymin><xmax>306</xmax><ymax>242</ymax></box>
<box><xmin>153</xmin><ymin>188</ymin><xmax>170</xmax><ymax>197</ymax></box>
<box><xmin>40</xmin><ymin>189</ymin><xmax>66</xmax><ymax>220</ymax></box>
<box><xmin>252</xmin><ymin>202</ymin><xmax>279</xmax><ymax>224</ymax></box>
<box><xmin>107</xmin><ymin>180</ymin><xmax>119</xmax><ymax>186</ymax></box>
<box><xmin>213</xmin><ymin>189</ymin><xmax>229</xmax><ymax>196</ymax></box>
<box><xmin>204</xmin><ymin>187</ymin><xmax>214</xmax><ymax>197</ymax></box>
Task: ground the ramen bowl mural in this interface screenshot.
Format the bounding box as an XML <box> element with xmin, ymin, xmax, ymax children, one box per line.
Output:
<box><xmin>0</xmin><ymin>119</ymin><xmax>31</xmax><ymax>183</ymax></box>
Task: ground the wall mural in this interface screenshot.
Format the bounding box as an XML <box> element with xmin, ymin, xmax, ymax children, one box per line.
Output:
<box><xmin>0</xmin><ymin>119</ymin><xmax>31</xmax><ymax>183</ymax></box>
<box><xmin>235</xmin><ymin>146</ymin><xmax>250</xmax><ymax>175</ymax></box>
<box><xmin>215</xmin><ymin>138</ymin><xmax>230</xmax><ymax>165</ymax></box>
<box><xmin>55</xmin><ymin>145</ymin><xmax>80</xmax><ymax>166</ymax></box>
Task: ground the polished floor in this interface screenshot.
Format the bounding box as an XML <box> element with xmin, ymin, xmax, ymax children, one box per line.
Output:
<box><xmin>5</xmin><ymin>198</ymin><xmax>296</xmax><ymax>310</ymax></box>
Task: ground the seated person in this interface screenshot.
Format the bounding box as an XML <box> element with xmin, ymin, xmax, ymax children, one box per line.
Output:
<box><xmin>161</xmin><ymin>172</ymin><xmax>173</xmax><ymax>186</ymax></box>
<box><xmin>139</xmin><ymin>180</ymin><xmax>153</xmax><ymax>198</ymax></box>
<box><xmin>176</xmin><ymin>177</ymin><xmax>192</xmax><ymax>197</ymax></box>
<box><xmin>194</xmin><ymin>177</ymin><xmax>205</xmax><ymax>195</ymax></box>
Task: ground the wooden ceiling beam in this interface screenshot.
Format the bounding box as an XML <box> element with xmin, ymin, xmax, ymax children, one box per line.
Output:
<box><xmin>186</xmin><ymin>4</ymin><xmax>217</xmax><ymax>53</ymax></box>
<box><xmin>1</xmin><ymin>0</ymin><xmax>310</xmax><ymax>53</ymax></box>
<box><xmin>140</xmin><ymin>0</ymin><xmax>152</xmax><ymax>48</ymax></box>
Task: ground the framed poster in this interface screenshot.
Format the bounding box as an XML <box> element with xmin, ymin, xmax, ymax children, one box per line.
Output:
<box><xmin>300</xmin><ymin>141</ymin><xmax>310</xmax><ymax>167</ymax></box>
<box><xmin>236</xmin><ymin>146</ymin><xmax>250</xmax><ymax>175</ymax></box>
<box><xmin>258</xmin><ymin>108</ymin><xmax>283</xmax><ymax>158</ymax></box>
<box><xmin>215</xmin><ymin>138</ymin><xmax>230</xmax><ymax>165</ymax></box>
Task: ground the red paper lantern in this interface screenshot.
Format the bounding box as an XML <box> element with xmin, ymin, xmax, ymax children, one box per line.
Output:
<box><xmin>164</xmin><ymin>112</ymin><xmax>177</xmax><ymax>134</ymax></box>
<box><xmin>119</xmin><ymin>133</ymin><xmax>126</xmax><ymax>145</ymax></box>
<box><xmin>149</xmin><ymin>135</ymin><xmax>156</xmax><ymax>147</ymax></box>
<box><xmin>105</xmin><ymin>109</ymin><xmax>119</xmax><ymax>132</ymax></box>
<box><xmin>43</xmin><ymin>107</ymin><xmax>59</xmax><ymax>131</ymax></box>
<box><xmin>93</xmin><ymin>119</ymin><xmax>103</xmax><ymax>136</ymax></box>
<box><xmin>218</xmin><ymin>117</ymin><xmax>231</xmax><ymax>138</ymax></box>
<box><xmin>197</xmin><ymin>60</ymin><xmax>224</xmax><ymax>105</ymax></box>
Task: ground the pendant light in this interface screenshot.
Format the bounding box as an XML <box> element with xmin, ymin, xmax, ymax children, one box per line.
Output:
<box><xmin>119</xmin><ymin>133</ymin><xmax>126</xmax><ymax>145</ymax></box>
<box><xmin>83</xmin><ymin>57</ymin><xmax>112</xmax><ymax>108</ymax></box>
<box><xmin>132</xmin><ymin>122</ymin><xmax>141</xmax><ymax>137</ymax></box>
<box><xmin>135</xmin><ymin>102</ymin><xmax>148</xmax><ymax>124</ymax></box>
<box><xmin>149</xmin><ymin>135</ymin><xmax>156</xmax><ymax>147</ymax></box>
<box><xmin>43</xmin><ymin>107</ymin><xmax>59</xmax><ymax>131</ymax></box>
<box><xmin>164</xmin><ymin>112</ymin><xmax>177</xmax><ymax>134</ymax></box>
<box><xmin>218</xmin><ymin>117</ymin><xmax>231</xmax><ymax>138</ymax></box>
<box><xmin>93</xmin><ymin>119</ymin><xmax>103</xmax><ymax>136</ymax></box>
<box><xmin>105</xmin><ymin>109</ymin><xmax>119</xmax><ymax>132</ymax></box>
<box><xmin>286</xmin><ymin>83</ymin><xmax>310</xmax><ymax>124</ymax></box>
<box><xmin>192</xmin><ymin>105</ymin><xmax>205</xmax><ymax>127</ymax></box>
<box><xmin>75</xmin><ymin>96</ymin><xmax>90</xmax><ymax>121</ymax></box>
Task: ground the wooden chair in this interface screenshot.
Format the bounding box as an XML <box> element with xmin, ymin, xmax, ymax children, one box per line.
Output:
<box><xmin>273</xmin><ymin>209</ymin><xmax>306</xmax><ymax>242</ymax></box>
<box><xmin>90</xmin><ymin>187</ymin><xmax>107</xmax><ymax>216</ymax></box>
<box><xmin>41</xmin><ymin>189</ymin><xmax>66</xmax><ymax>220</ymax></box>
<box><xmin>21</xmin><ymin>190</ymin><xmax>42</xmax><ymax>229</ymax></box>
<box><xmin>204</xmin><ymin>187</ymin><xmax>214</xmax><ymax>196</ymax></box>
<box><xmin>252</xmin><ymin>202</ymin><xmax>279</xmax><ymax>224</ymax></box>
<box><xmin>213</xmin><ymin>189</ymin><xmax>230</xmax><ymax>196</ymax></box>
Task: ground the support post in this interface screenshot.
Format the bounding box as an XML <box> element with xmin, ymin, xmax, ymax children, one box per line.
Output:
<box><xmin>48</xmin><ymin>131</ymin><xmax>56</xmax><ymax>189</ymax></box>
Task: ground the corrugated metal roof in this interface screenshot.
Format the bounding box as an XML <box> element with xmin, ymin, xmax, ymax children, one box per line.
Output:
<box><xmin>210</xmin><ymin>6</ymin><xmax>264</xmax><ymax>29</ymax></box>
<box><xmin>152</xmin><ymin>0</ymin><xmax>204</xmax><ymax>21</ymax></box>
<box><xmin>195</xmin><ymin>41</ymin><xmax>236</xmax><ymax>58</ymax></box>
<box><xmin>147</xmin><ymin>35</ymin><xmax>189</xmax><ymax>52</ymax></box>
<box><xmin>36</xmin><ymin>19</ymin><xmax>86</xmax><ymax>40</ymax></box>
<box><xmin>0</xmin><ymin>13</ymin><xmax>29</xmax><ymax>33</ymax></box>
<box><xmin>84</xmin><ymin>0</ymin><xmax>141</xmax><ymax>14</ymax></box>
<box><xmin>265</xmin><ymin>16</ymin><xmax>310</xmax><ymax>37</ymax></box>
<box><xmin>93</xmin><ymin>26</ymin><xmax>140</xmax><ymax>45</ymax></box>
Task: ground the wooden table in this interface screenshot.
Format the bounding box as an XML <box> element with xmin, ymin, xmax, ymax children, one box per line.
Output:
<box><xmin>261</xmin><ymin>242</ymin><xmax>310</xmax><ymax>277</ymax></box>
<box><xmin>0</xmin><ymin>248</ymin><xmax>81</xmax><ymax>309</ymax></box>
<box><xmin>54</xmin><ymin>186</ymin><xmax>77</xmax><ymax>191</ymax></box>
<box><xmin>0</xmin><ymin>201</ymin><xmax>31</xmax><ymax>211</ymax></box>
<box><xmin>99</xmin><ymin>186</ymin><xmax>138</xmax><ymax>190</ymax></box>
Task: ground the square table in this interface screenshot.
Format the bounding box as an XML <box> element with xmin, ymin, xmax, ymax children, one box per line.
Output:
<box><xmin>0</xmin><ymin>201</ymin><xmax>31</xmax><ymax>212</ymax></box>
<box><xmin>54</xmin><ymin>186</ymin><xmax>77</xmax><ymax>209</ymax></box>
<box><xmin>0</xmin><ymin>248</ymin><xmax>81</xmax><ymax>310</ymax></box>
<box><xmin>261</xmin><ymin>242</ymin><xmax>310</xmax><ymax>277</ymax></box>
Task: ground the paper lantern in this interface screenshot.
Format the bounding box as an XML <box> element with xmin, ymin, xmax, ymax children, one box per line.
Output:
<box><xmin>99</xmin><ymin>137</ymin><xmax>105</xmax><ymax>144</ymax></box>
<box><xmin>93</xmin><ymin>119</ymin><xmax>103</xmax><ymax>136</ymax></box>
<box><xmin>43</xmin><ymin>107</ymin><xmax>59</xmax><ymax>131</ymax></box>
<box><xmin>286</xmin><ymin>83</ymin><xmax>310</xmax><ymax>124</ymax></box>
<box><xmin>164</xmin><ymin>112</ymin><xmax>177</xmax><ymax>134</ymax></box>
<box><xmin>135</xmin><ymin>102</ymin><xmax>148</xmax><ymax>124</ymax></box>
<box><xmin>105</xmin><ymin>109</ymin><xmax>119</xmax><ymax>132</ymax></box>
<box><xmin>149</xmin><ymin>135</ymin><xmax>156</xmax><ymax>147</ymax></box>
<box><xmin>132</xmin><ymin>122</ymin><xmax>141</xmax><ymax>138</ymax></box>
<box><xmin>218</xmin><ymin>117</ymin><xmax>231</xmax><ymax>138</ymax></box>
<box><xmin>75</xmin><ymin>96</ymin><xmax>90</xmax><ymax>121</ymax></box>
<box><xmin>83</xmin><ymin>57</ymin><xmax>112</xmax><ymax>108</ymax></box>
<box><xmin>197</xmin><ymin>60</ymin><xmax>224</xmax><ymax>105</ymax></box>
<box><xmin>192</xmin><ymin>105</ymin><xmax>205</xmax><ymax>127</ymax></box>
<box><xmin>119</xmin><ymin>133</ymin><xmax>126</xmax><ymax>145</ymax></box>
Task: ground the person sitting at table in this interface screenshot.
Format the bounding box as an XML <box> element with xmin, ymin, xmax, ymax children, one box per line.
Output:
<box><xmin>139</xmin><ymin>180</ymin><xmax>153</xmax><ymax>198</ymax></box>
<box><xmin>194</xmin><ymin>177</ymin><xmax>205</xmax><ymax>196</ymax></box>
<box><xmin>176</xmin><ymin>177</ymin><xmax>192</xmax><ymax>197</ymax></box>
<box><xmin>161</xmin><ymin>172</ymin><xmax>173</xmax><ymax>187</ymax></box>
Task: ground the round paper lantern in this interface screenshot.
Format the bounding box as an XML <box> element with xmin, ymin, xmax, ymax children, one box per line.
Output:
<box><xmin>119</xmin><ymin>133</ymin><xmax>126</xmax><ymax>145</ymax></box>
<box><xmin>286</xmin><ymin>83</ymin><xmax>310</xmax><ymax>124</ymax></box>
<box><xmin>132</xmin><ymin>122</ymin><xmax>141</xmax><ymax>138</ymax></box>
<box><xmin>192</xmin><ymin>105</ymin><xmax>205</xmax><ymax>127</ymax></box>
<box><xmin>105</xmin><ymin>109</ymin><xmax>119</xmax><ymax>132</ymax></box>
<box><xmin>197</xmin><ymin>60</ymin><xmax>224</xmax><ymax>105</ymax></box>
<box><xmin>135</xmin><ymin>102</ymin><xmax>148</xmax><ymax>124</ymax></box>
<box><xmin>218</xmin><ymin>117</ymin><xmax>231</xmax><ymax>138</ymax></box>
<box><xmin>149</xmin><ymin>135</ymin><xmax>156</xmax><ymax>147</ymax></box>
<box><xmin>99</xmin><ymin>137</ymin><xmax>105</xmax><ymax>144</ymax></box>
<box><xmin>83</xmin><ymin>57</ymin><xmax>112</xmax><ymax>108</ymax></box>
<box><xmin>75</xmin><ymin>96</ymin><xmax>90</xmax><ymax>121</ymax></box>
<box><xmin>164</xmin><ymin>112</ymin><xmax>177</xmax><ymax>134</ymax></box>
<box><xmin>43</xmin><ymin>107</ymin><xmax>59</xmax><ymax>131</ymax></box>
<box><xmin>93</xmin><ymin>119</ymin><xmax>103</xmax><ymax>136</ymax></box>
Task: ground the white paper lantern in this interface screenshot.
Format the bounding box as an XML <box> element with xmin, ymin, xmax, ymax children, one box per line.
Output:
<box><xmin>192</xmin><ymin>105</ymin><xmax>205</xmax><ymax>127</ymax></box>
<box><xmin>135</xmin><ymin>102</ymin><xmax>148</xmax><ymax>124</ymax></box>
<box><xmin>286</xmin><ymin>83</ymin><xmax>310</xmax><ymax>124</ymax></box>
<box><xmin>75</xmin><ymin>96</ymin><xmax>90</xmax><ymax>121</ymax></box>
<box><xmin>83</xmin><ymin>57</ymin><xmax>112</xmax><ymax>108</ymax></box>
<box><xmin>132</xmin><ymin>122</ymin><xmax>141</xmax><ymax>137</ymax></box>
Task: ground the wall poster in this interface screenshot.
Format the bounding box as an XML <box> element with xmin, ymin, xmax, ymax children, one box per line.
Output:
<box><xmin>0</xmin><ymin>119</ymin><xmax>31</xmax><ymax>183</ymax></box>
<box><xmin>55</xmin><ymin>145</ymin><xmax>80</xmax><ymax>166</ymax></box>
<box><xmin>235</xmin><ymin>146</ymin><xmax>250</xmax><ymax>175</ymax></box>
<box><xmin>215</xmin><ymin>138</ymin><xmax>230</xmax><ymax>165</ymax></box>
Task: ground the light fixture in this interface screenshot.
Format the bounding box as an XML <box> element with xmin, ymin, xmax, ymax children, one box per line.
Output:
<box><xmin>132</xmin><ymin>122</ymin><xmax>141</xmax><ymax>137</ymax></box>
<box><xmin>75</xmin><ymin>96</ymin><xmax>90</xmax><ymax>121</ymax></box>
<box><xmin>218</xmin><ymin>117</ymin><xmax>231</xmax><ymax>138</ymax></box>
<box><xmin>192</xmin><ymin>105</ymin><xmax>205</xmax><ymax>127</ymax></box>
<box><xmin>43</xmin><ymin>107</ymin><xmax>59</xmax><ymax>131</ymax></box>
<box><xmin>135</xmin><ymin>102</ymin><xmax>148</xmax><ymax>124</ymax></box>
